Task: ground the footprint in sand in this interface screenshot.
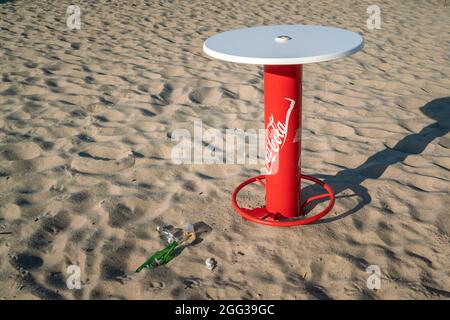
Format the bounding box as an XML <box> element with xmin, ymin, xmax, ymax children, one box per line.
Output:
<box><xmin>147</xmin><ymin>282</ymin><xmax>166</xmax><ymax>290</ymax></box>
<box><xmin>10</xmin><ymin>252</ymin><xmax>44</xmax><ymax>271</ymax></box>
<box><xmin>101</xmin><ymin>200</ymin><xmax>144</xmax><ymax>228</ymax></box>
<box><xmin>188</xmin><ymin>87</ymin><xmax>224</xmax><ymax>105</ymax></box>
<box><xmin>70</xmin><ymin>145</ymin><xmax>135</xmax><ymax>175</ymax></box>
<box><xmin>0</xmin><ymin>142</ymin><xmax>41</xmax><ymax>161</ymax></box>
<box><xmin>0</xmin><ymin>204</ymin><xmax>21</xmax><ymax>220</ymax></box>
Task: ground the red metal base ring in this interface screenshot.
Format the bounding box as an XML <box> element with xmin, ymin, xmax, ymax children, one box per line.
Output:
<box><xmin>231</xmin><ymin>175</ymin><xmax>335</xmax><ymax>227</ymax></box>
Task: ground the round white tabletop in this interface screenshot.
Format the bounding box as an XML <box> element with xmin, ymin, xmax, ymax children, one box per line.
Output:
<box><xmin>203</xmin><ymin>25</ymin><xmax>363</xmax><ymax>65</ymax></box>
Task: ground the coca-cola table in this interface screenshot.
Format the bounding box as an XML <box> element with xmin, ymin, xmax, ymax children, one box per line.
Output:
<box><xmin>203</xmin><ymin>25</ymin><xmax>363</xmax><ymax>226</ymax></box>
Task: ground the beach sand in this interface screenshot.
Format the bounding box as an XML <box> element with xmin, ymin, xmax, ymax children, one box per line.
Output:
<box><xmin>0</xmin><ymin>0</ymin><xmax>449</xmax><ymax>299</ymax></box>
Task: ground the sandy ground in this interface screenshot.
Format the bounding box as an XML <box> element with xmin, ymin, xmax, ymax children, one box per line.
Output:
<box><xmin>0</xmin><ymin>0</ymin><xmax>449</xmax><ymax>299</ymax></box>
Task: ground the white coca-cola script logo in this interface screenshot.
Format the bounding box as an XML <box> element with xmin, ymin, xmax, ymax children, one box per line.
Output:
<box><xmin>265</xmin><ymin>98</ymin><xmax>296</xmax><ymax>175</ymax></box>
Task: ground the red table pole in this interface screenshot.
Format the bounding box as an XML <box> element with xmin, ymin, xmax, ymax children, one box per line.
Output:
<box><xmin>231</xmin><ymin>65</ymin><xmax>334</xmax><ymax>226</ymax></box>
<box><xmin>264</xmin><ymin>65</ymin><xmax>302</xmax><ymax>218</ymax></box>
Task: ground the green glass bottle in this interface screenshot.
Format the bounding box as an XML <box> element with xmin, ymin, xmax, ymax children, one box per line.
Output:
<box><xmin>135</xmin><ymin>240</ymin><xmax>178</xmax><ymax>273</ymax></box>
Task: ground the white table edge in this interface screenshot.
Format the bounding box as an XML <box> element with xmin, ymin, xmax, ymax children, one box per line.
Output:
<box><xmin>203</xmin><ymin>39</ymin><xmax>364</xmax><ymax>65</ymax></box>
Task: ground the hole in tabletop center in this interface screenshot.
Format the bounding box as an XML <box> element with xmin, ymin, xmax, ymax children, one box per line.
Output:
<box><xmin>275</xmin><ymin>35</ymin><xmax>292</xmax><ymax>43</ymax></box>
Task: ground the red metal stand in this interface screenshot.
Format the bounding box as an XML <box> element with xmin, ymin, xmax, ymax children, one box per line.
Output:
<box><xmin>232</xmin><ymin>64</ymin><xmax>335</xmax><ymax>226</ymax></box>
